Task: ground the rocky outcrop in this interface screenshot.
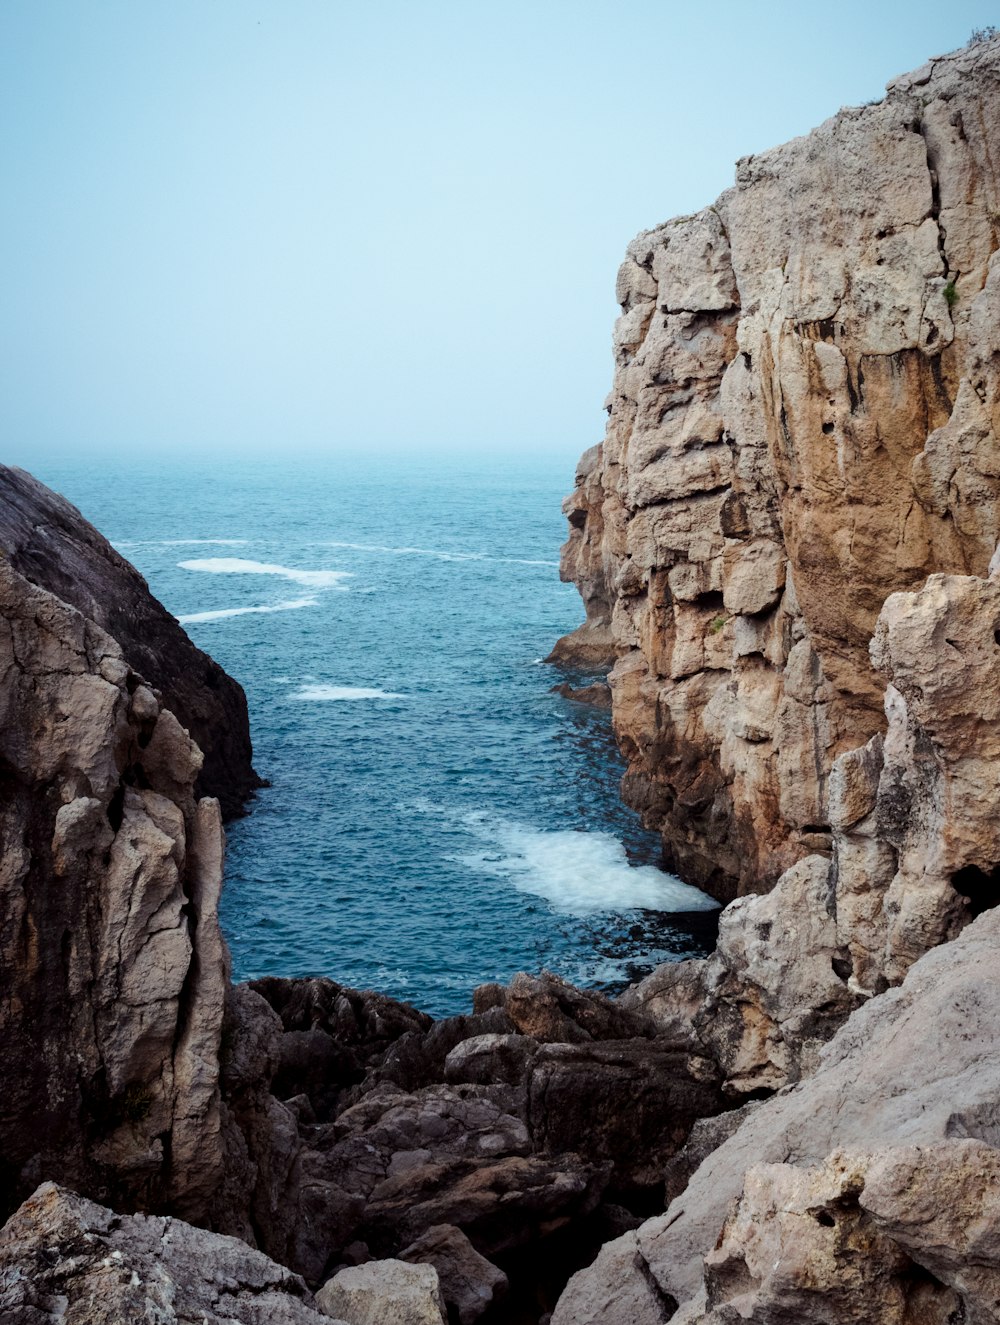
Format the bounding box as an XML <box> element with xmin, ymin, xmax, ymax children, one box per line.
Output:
<box><xmin>0</xmin><ymin>1182</ymin><xmax>339</xmax><ymax>1324</ymax></box>
<box><xmin>555</xmin><ymin>37</ymin><xmax>1000</xmax><ymax>902</ymax></box>
<box><xmin>0</xmin><ymin>465</ymin><xmax>261</xmax><ymax>816</ymax></box>
<box><xmin>555</xmin><ymin>901</ymin><xmax>1000</xmax><ymax>1322</ymax></box>
<box><xmin>0</xmin><ymin>553</ymin><xmax>230</xmax><ymax>1224</ymax></box>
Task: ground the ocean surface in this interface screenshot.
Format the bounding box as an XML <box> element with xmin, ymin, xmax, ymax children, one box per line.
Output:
<box><xmin>35</xmin><ymin>453</ymin><xmax>718</xmax><ymax>1016</ymax></box>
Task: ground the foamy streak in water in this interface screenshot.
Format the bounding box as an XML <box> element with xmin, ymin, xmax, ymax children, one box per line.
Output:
<box><xmin>292</xmin><ymin>684</ymin><xmax>405</xmax><ymax>701</ymax></box>
<box><xmin>456</xmin><ymin>815</ymin><xmax>719</xmax><ymax>917</ymax></box>
<box><xmin>113</xmin><ymin>538</ymin><xmax>249</xmax><ymax>549</ymax></box>
<box><xmin>178</xmin><ymin>557</ymin><xmax>351</xmax><ymax>588</ymax></box>
<box><xmin>178</xmin><ymin>597</ymin><xmax>318</xmax><ymax>624</ymax></box>
<box><xmin>324</xmin><ymin>541</ymin><xmax>558</xmax><ymax>568</ymax></box>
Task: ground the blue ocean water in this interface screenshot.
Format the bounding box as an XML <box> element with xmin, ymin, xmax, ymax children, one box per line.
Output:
<box><xmin>34</xmin><ymin>453</ymin><xmax>717</xmax><ymax>1016</ymax></box>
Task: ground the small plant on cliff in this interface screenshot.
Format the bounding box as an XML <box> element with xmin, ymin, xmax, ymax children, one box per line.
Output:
<box><xmin>968</xmin><ymin>25</ymin><xmax>998</xmax><ymax>45</ymax></box>
<box><xmin>943</xmin><ymin>279</ymin><xmax>959</xmax><ymax>309</ymax></box>
<box><xmin>122</xmin><ymin>1083</ymin><xmax>152</xmax><ymax>1123</ymax></box>
<box><xmin>709</xmin><ymin>615</ymin><xmax>727</xmax><ymax>635</ymax></box>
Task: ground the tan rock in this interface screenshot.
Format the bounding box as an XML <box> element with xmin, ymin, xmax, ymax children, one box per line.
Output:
<box><xmin>552</xmin><ymin>37</ymin><xmax>1000</xmax><ymax>900</ymax></box>
<box><xmin>316</xmin><ymin>1259</ymin><xmax>446</xmax><ymax>1325</ymax></box>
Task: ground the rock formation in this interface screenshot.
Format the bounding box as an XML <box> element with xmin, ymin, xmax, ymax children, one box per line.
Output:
<box><xmin>0</xmin><ymin>465</ymin><xmax>261</xmax><ymax>817</ymax></box>
<box><xmin>555</xmin><ymin>36</ymin><xmax>1000</xmax><ymax>903</ymax></box>
<box><xmin>7</xmin><ymin>33</ymin><xmax>1000</xmax><ymax>1325</ymax></box>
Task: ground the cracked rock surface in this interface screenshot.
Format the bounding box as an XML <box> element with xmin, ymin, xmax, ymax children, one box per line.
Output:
<box><xmin>0</xmin><ymin>1182</ymin><xmax>341</xmax><ymax>1324</ymax></box>
<box><xmin>554</xmin><ymin>36</ymin><xmax>1000</xmax><ymax>904</ymax></box>
<box><xmin>0</xmin><ymin>465</ymin><xmax>261</xmax><ymax>816</ymax></box>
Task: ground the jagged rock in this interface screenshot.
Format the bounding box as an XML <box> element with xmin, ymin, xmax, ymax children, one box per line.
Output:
<box><xmin>696</xmin><ymin>855</ymin><xmax>857</xmax><ymax>1095</ymax></box>
<box><xmin>862</xmin><ymin>1139</ymin><xmax>1000</xmax><ymax>1321</ymax></box>
<box><xmin>315</xmin><ymin>1259</ymin><xmax>447</xmax><ymax>1325</ymax></box>
<box><xmin>0</xmin><ymin>1182</ymin><xmax>339</xmax><ymax>1325</ymax></box>
<box><xmin>527</xmin><ymin>1040</ymin><xmax>723</xmax><ymax>1191</ymax></box>
<box><xmin>554</xmin><ymin>37</ymin><xmax>1000</xmax><ymax>902</ymax></box>
<box><xmin>400</xmin><ymin>1224</ymin><xmax>508</xmax><ymax>1325</ymax></box>
<box><xmin>552</xmin><ymin>1231</ymin><xmax>677</xmax><ymax>1325</ymax></box>
<box><xmin>555</xmin><ymin>903</ymin><xmax>1000</xmax><ymax>1320</ymax></box>
<box><xmin>496</xmin><ymin>971</ymin><xmax>653</xmax><ymax>1043</ymax></box>
<box><xmin>616</xmin><ymin>959</ymin><xmax>707</xmax><ymax>1053</ymax></box>
<box><xmin>444</xmin><ymin>1033</ymin><xmax>540</xmax><ymax>1086</ymax></box>
<box><xmin>0</xmin><ymin>556</ymin><xmax>230</xmax><ymax>1225</ymax></box>
<box><xmin>694</xmin><ymin>1152</ymin><xmax>962</xmax><ymax>1324</ymax></box>
<box><xmin>0</xmin><ymin>465</ymin><xmax>260</xmax><ymax>816</ymax></box>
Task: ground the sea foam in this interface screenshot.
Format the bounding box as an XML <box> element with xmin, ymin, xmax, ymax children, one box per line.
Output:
<box><xmin>457</xmin><ymin>816</ymin><xmax>719</xmax><ymax>917</ymax></box>
<box><xmin>324</xmin><ymin>541</ymin><xmax>558</xmax><ymax>568</ymax></box>
<box><xmin>178</xmin><ymin>557</ymin><xmax>351</xmax><ymax>588</ymax></box>
<box><xmin>178</xmin><ymin>597</ymin><xmax>318</xmax><ymax>624</ymax></box>
<box><xmin>291</xmin><ymin>684</ymin><xmax>405</xmax><ymax>701</ymax></box>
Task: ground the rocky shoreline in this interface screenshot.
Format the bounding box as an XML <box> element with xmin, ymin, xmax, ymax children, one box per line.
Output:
<box><xmin>5</xmin><ymin>34</ymin><xmax>1000</xmax><ymax>1325</ymax></box>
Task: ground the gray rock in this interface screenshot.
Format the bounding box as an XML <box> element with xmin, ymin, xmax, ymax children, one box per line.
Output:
<box><xmin>315</xmin><ymin>1259</ymin><xmax>446</xmax><ymax>1325</ymax></box>
<box><xmin>400</xmin><ymin>1224</ymin><xmax>508</xmax><ymax>1324</ymax></box>
<box><xmin>0</xmin><ymin>1183</ymin><xmax>338</xmax><ymax>1324</ymax></box>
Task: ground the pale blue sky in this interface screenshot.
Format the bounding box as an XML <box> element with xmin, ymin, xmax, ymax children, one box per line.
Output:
<box><xmin>2</xmin><ymin>1</ymin><xmax>998</xmax><ymax>464</ymax></box>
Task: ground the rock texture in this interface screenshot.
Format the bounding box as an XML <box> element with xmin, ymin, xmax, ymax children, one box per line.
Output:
<box><xmin>0</xmin><ymin>465</ymin><xmax>260</xmax><ymax>817</ymax></box>
<box><xmin>0</xmin><ymin>1182</ymin><xmax>339</xmax><ymax>1325</ymax></box>
<box><xmin>0</xmin><ymin>552</ymin><xmax>231</xmax><ymax>1224</ymax></box>
<box><xmin>555</xmin><ymin>36</ymin><xmax>1000</xmax><ymax>903</ymax></box>
<box><xmin>554</xmin><ymin>898</ymin><xmax>1000</xmax><ymax>1323</ymax></box>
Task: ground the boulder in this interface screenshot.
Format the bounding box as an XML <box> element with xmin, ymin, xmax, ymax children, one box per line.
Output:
<box><xmin>400</xmin><ymin>1224</ymin><xmax>508</xmax><ymax>1324</ymax></box>
<box><xmin>315</xmin><ymin>1259</ymin><xmax>446</xmax><ymax>1325</ymax></box>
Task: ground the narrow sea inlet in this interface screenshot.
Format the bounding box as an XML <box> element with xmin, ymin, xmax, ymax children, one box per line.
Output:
<box><xmin>39</xmin><ymin>452</ymin><xmax>717</xmax><ymax>1015</ymax></box>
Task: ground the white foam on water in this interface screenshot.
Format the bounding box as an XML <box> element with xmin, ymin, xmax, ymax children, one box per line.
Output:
<box><xmin>178</xmin><ymin>597</ymin><xmax>318</xmax><ymax>624</ymax></box>
<box><xmin>454</xmin><ymin>814</ymin><xmax>718</xmax><ymax>917</ymax></box>
<box><xmin>178</xmin><ymin>557</ymin><xmax>351</xmax><ymax>588</ymax></box>
<box><xmin>325</xmin><ymin>540</ymin><xmax>484</xmax><ymax>562</ymax></box>
<box><xmin>291</xmin><ymin>684</ymin><xmax>406</xmax><ymax>701</ymax></box>
<box><xmin>323</xmin><ymin>541</ymin><xmax>558</xmax><ymax>568</ymax></box>
<box><xmin>161</xmin><ymin>538</ymin><xmax>249</xmax><ymax>546</ymax></box>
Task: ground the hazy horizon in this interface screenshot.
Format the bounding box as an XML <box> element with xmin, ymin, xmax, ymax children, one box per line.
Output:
<box><xmin>3</xmin><ymin>1</ymin><xmax>998</xmax><ymax>467</ymax></box>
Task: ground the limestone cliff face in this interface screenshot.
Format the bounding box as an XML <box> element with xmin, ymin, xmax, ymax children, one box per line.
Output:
<box><xmin>556</xmin><ymin>38</ymin><xmax>1000</xmax><ymax>901</ymax></box>
<box><xmin>0</xmin><ymin>466</ymin><xmax>262</xmax><ymax>818</ymax></box>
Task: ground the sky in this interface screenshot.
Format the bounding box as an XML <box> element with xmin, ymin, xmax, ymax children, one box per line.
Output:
<box><xmin>2</xmin><ymin>1</ymin><xmax>999</xmax><ymax>466</ymax></box>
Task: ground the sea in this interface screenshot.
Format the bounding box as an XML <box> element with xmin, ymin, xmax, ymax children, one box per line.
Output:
<box><xmin>33</xmin><ymin>453</ymin><xmax>718</xmax><ymax>1017</ymax></box>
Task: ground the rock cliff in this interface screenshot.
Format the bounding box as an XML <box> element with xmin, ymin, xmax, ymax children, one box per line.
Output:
<box><xmin>555</xmin><ymin>36</ymin><xmax>1000</xmax><ymax>903</ymax></box>
<box><xmin>7</xmin><ymin>35</ymin><xmax>1000</xmax><ymax>1325</ymax></box>
<box><xmin>0</xmin><ymin>466</ymin><xmax>261</xmax><ymax>817</ymax></box>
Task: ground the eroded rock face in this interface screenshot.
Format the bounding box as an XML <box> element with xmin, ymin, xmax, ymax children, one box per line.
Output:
<box><xmin>0</xmin><ymin>557</ymin><xmax>230</xmax><ymax>1224</ymax></box>
<box><xmin>0</xmin><ymin>465</ymin><xmax>261</xmax><ymax>817</ymax></box>
<box><xmin>555</xmin><ymin>37</ymin><xmax>1000</xmax><ymax>902</ymax></box>
<box><xmin>555</xmin><ymin>903</ymin><xmax>1000</xmax><ymax>1321</ymax></box>
<box><xmin>0</xmin><ymin>1182</ymin><xmax>337</xmax><ymax>1325</ymax></box>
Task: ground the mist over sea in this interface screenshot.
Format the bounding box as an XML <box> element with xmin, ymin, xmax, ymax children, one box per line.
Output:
<box><xmin>38</xmin><ymin>453</ymin><xmax>717</xmax><ymax>1015</ymax></box>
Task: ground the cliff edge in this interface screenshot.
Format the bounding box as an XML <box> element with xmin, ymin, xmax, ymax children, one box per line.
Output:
<box><xmin>555</xmin><ymin>34</ymin><xmax>1000</xmax><ymax>903</ymax></box>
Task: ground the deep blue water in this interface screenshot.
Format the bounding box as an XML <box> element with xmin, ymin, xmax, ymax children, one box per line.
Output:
<box><xmin>34</xmin><ymin>454</ymin><xmax>717</xmax><ymax>1016</ymax></box>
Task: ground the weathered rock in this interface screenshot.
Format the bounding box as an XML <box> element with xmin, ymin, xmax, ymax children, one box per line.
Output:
<box><xmin>0</xmin><ymin>556</ymin><xmax>230</xmax><ymax>1225</ymax></box>
<box><xmin>315</xmin><ymin>1259</ymin><xmax>447</xmax><ymax>1325</ymax></box>
<box><xmin>554</xmin><ymin>36</ymin><xmax>1000</xmax><ymax>902</ymax></box>
<box><xmin>556</xmin><ymin>902</ymin><xmax>1000</xmax><ymax>1319</ymax></box>
<box><xmin>0</xmin><ymin>1183</ymin><xmax>338</xmax><ymax>1325</ymax></box>
<box><xmin>400</xmin><ymin>1224</ymin><xmax>508</xmax><ymax>1325</ymax></box>
<box><xmin>527</xmin><ymin>1040</ymin><xmax>723</xmax><ymax>1191</ymax></box>
<box><xmin>862</xmin><ymin>1139</ymin><xmax>1000</xmax><ymax>1322</ymax></box>
<box><xmin>552</xmin><ymin>1231</ymin><xmax>677</xmax><ymax>1325</ymax></box>
<box><xmin>444</xmin><ymin>1033</ymin><xmax>540</xmax><ymax>1086</ymax></box>
<box><xmin>0</xmin><ymin>465</ymin><xmax>260</xmax><ymax>816</ymax></box>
